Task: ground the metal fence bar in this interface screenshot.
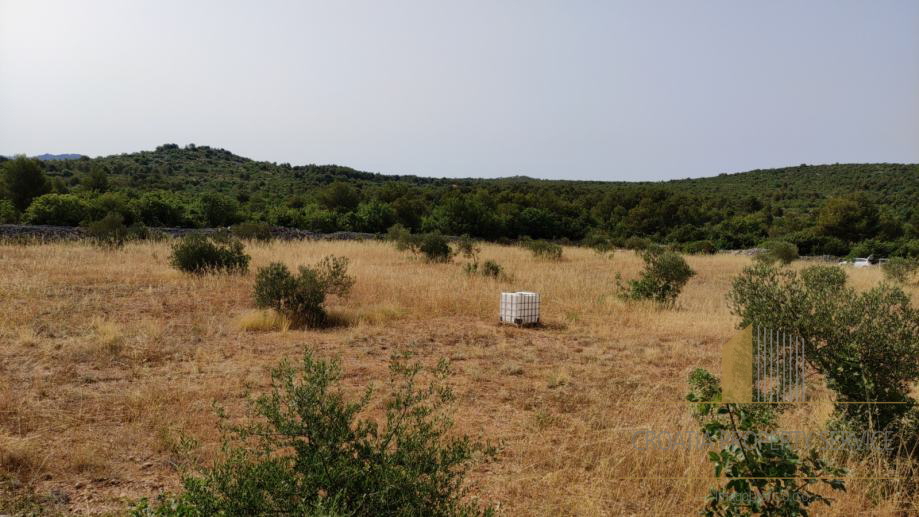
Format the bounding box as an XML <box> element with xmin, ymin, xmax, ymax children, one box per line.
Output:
<box><xmin>784</xmin><ymin>330</ymin><xmax>789</xmax><ymax>401</ymax></box>
<box><xmin>750</xmin><ymin>326</ymin><xmax>808</xmax><ymax>403</ymax></box>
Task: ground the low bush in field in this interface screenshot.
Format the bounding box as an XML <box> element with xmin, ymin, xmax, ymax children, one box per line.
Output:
<box><xmin>755</xmin><ymin>240</ymin><xmax>799</xmax><ymax>265</ymax></box>
<box><xmin>85</xmin><ymin>212</ymin><xmax>130</xmax><ymax>248</ymax></box>
<box><xmin>132</xmin><ymin>352</ymin><xmax>493</xmax><ymax>516</ymax></box>
<box><xmin>253</xmin><ymin>255</ymin><xmax>354</xmax><ymax>328</ymax></box>
<box><xmin>387</xmin><ymin>225</ymin><xmax>453</xmax><ymax>263</ymax></box>
<box><xmin>521</xmin><ymin>238</ymin><xmax>562</xmax><ymax>260</ymax></box>
<box><xmin>386</xmin><ymin>223</ymin><xmax>420</xmax><ymax>252</ymax></box>
<box><xmin>464</xmin><ymin>259</ymin><xmax>506</xmax><ymax>280</ymax></box>
<box><xmin>419</xmin><ymin>232</ymin><xmax>452</xmax><ymax>262</ymax></box>
<box><xmin>169</xmin><ymin>234</ymin><xmax>250</xmax><ymax>274</ymax></box>
<box><xmin>480</xmin><ymin>259</ymin><xmax>503</xmax><ymax>278</ymax></box>
<box><xmin>616</xmin><ymin>247</ymin><xmax>695</xmax><ymax>306</ymax></box>
<box><xmin>582</xmin><ymin>230</ymin><xmax>615</xmax><ymax>255</ymax></box>
<box><xmin>681</xmin><ymin>239</ymin><xmax>716</xmax><ymax>255</ymax></box>
<box><xmin>623</xmin><ymin>236</ymin><xmax>652</xmax><ymax>251</ymax></box>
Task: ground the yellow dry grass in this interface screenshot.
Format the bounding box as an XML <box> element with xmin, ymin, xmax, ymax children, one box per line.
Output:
<box><xmin>236</xmin><ymin>309</ymin><xmax>291</xmax><ymax>333</ymax></box>
<box><xmin>0</xmin><ymin>240</ymin><xmax>917</xmax><ymax>515</ymax></box>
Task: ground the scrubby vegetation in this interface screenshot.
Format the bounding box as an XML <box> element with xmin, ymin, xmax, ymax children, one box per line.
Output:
<box><xmin>2</xmin><ymin>148</ymin><xmax>917</xmax><ymax>258</ymax></box>
<box><xmin>728</xmin><ymin>263</ymin><xmax>919</xmax><ymax>445</ymax></box>
<box><xmin>521</xmin><ymin>238</ymin><xmax>562</xmax><ymax>261</ymax></box>
<box><xmin>687</xmin><ymin>369</ymin><xmax>846</xmax><ymax>516</ymax></box>
<box><xmin>419</xmin><ymin>233</ymin><xmax>453</xmax><ymax>263</ymax></box>
<box><xmin>230</xmin><ymin>221</ymin><xmax>273</xmax><ymax>242</ymax></box>
<box><xmin>253</xmin><ymin>256</ymin><xmax>354</xmax><ymax>328</ymax></box>
<box><xmin>85</xmin><ymin>212</ymin><xmax>131</xmax><ymax>248</ymax></box>
<box><xmin>883</xmin><ymin>257</ymin><xmax>919</xmax><ymax>284</ymax></box>
<box><xmin>169</xmin><ymin>234</ymin><xmax>250</xmax><ymax>274</ymax></box>
<box><xmin>755</xmin><ymin>239</ymin><xmax>799</xmax><ymax>265</ymax></box>
<box><xmin>133</xmin><ymin>351</ymin><xmax>493</xmax><ymax>517</ymax></box>
<box><xmin>617</xmin><ymin>247</ymin><xmax>695</xmax><ymax>306</ymax></box>
<box><xmin>4</xmin><ymin>240</ymin><xmax>919</xmax><ymax>514</ymax></box>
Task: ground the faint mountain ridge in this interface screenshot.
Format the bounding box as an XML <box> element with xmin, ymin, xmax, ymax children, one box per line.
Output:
<box><xmin>34</xmin><ymin>153</ymin><xmax>84</xmax><ymax>161</ymax></box>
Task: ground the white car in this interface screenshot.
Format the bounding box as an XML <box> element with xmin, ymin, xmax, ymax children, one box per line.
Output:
<box><xmin>852</xmin><ymin>258</ymin><xmax>872</xmax><ymax>268</ymax></box>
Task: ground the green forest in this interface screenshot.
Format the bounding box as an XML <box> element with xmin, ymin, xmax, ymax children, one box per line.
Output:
<box><xmin>2</xmin><ymin>143</ymin><xmax>918</xmax><ymax>256</ymax></box>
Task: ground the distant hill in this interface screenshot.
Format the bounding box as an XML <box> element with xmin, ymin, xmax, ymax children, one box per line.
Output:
<box><xmin>27</xmin><ymin>143</ymin><xmax>919</xmax><ymax>254</ymax></box>
<box><xmin>34</xmin><ymin>153</ymin><xmax>84</xmax><ymax>161</ymax></box>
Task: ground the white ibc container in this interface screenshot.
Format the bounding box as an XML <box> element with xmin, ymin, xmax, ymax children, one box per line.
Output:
<box><xmin>499</xmin><ymin>292</ymin><xmax>540</xmax><ymax>325</ymax></box>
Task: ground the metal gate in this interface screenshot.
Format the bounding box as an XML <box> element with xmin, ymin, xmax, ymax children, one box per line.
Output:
<box><xmin>754</xmin><ymin>326</ymin><xmax>806</xmax><ymax>403</ymax></box>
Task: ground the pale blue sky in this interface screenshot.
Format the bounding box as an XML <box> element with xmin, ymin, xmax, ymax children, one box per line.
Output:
<box><xmin>1</xmin><ymin>0</ymin><xmax>917</xmax><ymax>180</ymax></box>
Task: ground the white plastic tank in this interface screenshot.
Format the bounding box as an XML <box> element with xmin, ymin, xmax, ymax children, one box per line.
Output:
<box><xmin>499</xmin><ymin>292</ymin><xmax>540</xmax><ymax>325</ymax></box>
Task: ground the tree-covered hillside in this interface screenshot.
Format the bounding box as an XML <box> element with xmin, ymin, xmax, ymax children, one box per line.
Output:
<box><xmin>2</xmin><ymin>143</ymin><xmax>918</xmax><ymax>256</ymax></box>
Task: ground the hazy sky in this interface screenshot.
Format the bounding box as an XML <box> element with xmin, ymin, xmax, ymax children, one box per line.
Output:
<box><xmin>1</xmin><ymin>0</ymin><xmax>917</xmax><ymax>181</ymax></box>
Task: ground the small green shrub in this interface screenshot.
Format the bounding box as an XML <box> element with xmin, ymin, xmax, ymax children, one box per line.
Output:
<box><xmin>623</xmin><ymin>236</ymin><xmax>652</xmax><ymax>251</ymax></box>
<box><xmin>231</xmin><ymin>222</ymin><xmax>273</xmax><ymax>242</ymax></box>
<box><xmin>420</xmin><ymin>232</ymin><xmax>452</xmax><ymax>263</ymax></box>
<box><xmin>617</xmin><ymin>247</ymin><xmax>695</xmax><ymax>307</ymax></box>
<box><xmin>582</xmin><ymin>230</ymin><xmax>615</xmax><ymax>255</ymax></box>
<box><xmin>687</xmin><ymin>369</ymin><xmax>845</xmax><ymax>516</ymax></box>
<box><xmin>85</xmin><ymin>212</ymin><xmax>130</xmax><ymax>248</ymax></box>
<box><xmin>681</xmin><ymin>240</ymin><xmax>716</xmax><ymax>255</ymax></box>
<box><xmin>132</xmin><ymin>352</ymin><xmax>493</xmax><ymax>516</ymax></box>
<box><xmin>523</xmin><ymin>239</ymin><xmax>562</xmax><ymax>260</ymax></box>
<box><xmin>464</xmin><ymin>259</ymin><xmax>505</xmax><ymax>280</ymax></box>
<box><xmin>480</xmin><ymin>260</ymin><xmax>503</xmax><ymax>278</ymax></box>
<box><xmin>169</xmin><ymin>234</ymin><xmax>250</xmax><ymax>274</ymax></box>
<box><xmin>882</xmin><ymin>257</ymin><xmax>919</xmax><ymax>284</ymax></box>
<box><xmin>387</xmin><ymin>223</ymin><xmax>425</xmax><ymax>253</ymax></box>
<box><xmin>0</xmin><ymin>199</ymin><xmax>19</xmax><ymax>224</ymax></box>
<box><xmin>755</xmin><ymin>240</ymin><xmax>799</xmax><ymax>265</ymax></box>
<box><xmin>455</xmin><ymin>234</ymin><xmax>480</xmax><ymax>262</ymax></box>
<box><xmin>253</xmin><ymin>256</ymin><xmax>354</xmax><ymax>328</ymax></box>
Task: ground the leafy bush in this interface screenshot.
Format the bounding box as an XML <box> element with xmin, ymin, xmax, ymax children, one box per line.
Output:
<box><xmin>85</xmin><ymin>212</ymin><xmax>130</xmax><ymax>248</ymax></box>
<box><xmin>687</xmin><ymin>369</ymin><xmax>845</xmax><ymax>516</ymax></box>
<box><xmin>849</xmin><ymin>238</ymin><xmax>895</xmax><ymax>260</ymax></box>
<box><xmin>623</xmin><ymin>236</ymin><xmax>652</xmax><ymax>251</ymax></box>
<box><xmin>133</xmin><ymin>191</ymin><xmax>188</xmax><ymax>227</ymax></box>
<box><xmin>253</xmin><ymin>256</ymin><xmax>354</xmax><ymax>328</ymax></box>
<box><xmin>681</xmin><ymin>240</ymin><xmax>716</xmax><ymax>255</ymax></box>
<box><xmin>231</xmin><ymin>222</ymin><xmax>273</xmax><ymax>242</ymax></box>
<box><xmin>23</xmin><ymin>193</ymin><xmax>89</xmax><ymax>226</ymax></box>
<box><xmin>387</xmin><ymin>223</ymin><xmax>423</xmax><ymax>253</ymax></box>
<box><xmin>133</xmin><ymin>352</ymin><xmax>493</xmax><ymax>516</ymax></box>
<box><xmin>755</xmin><ymin>240</ymin><xmax>799</xmax><ymax>265</ymax></box>
<box><xmin>169</xmin><ymin>234</ymin><xmax>250</xmax><ymax>274</ymax></box>
<box><xmin>86</xmin><ymin>192</ymin><xmax>138</xmax><ymax>225</ymax></box>
<box><xmin>0</xmin><ymin>199</ymin><xmax>19</xmax><ymax>223</ymax></box>
<box><xmin>198</xmin><ymin>192</ymin><xmax>241</xmax><ymax>227</ymax></box>
<box><xmin>582</xmin><ymin>230</ymin><xmax>615</xmax><ymax>254</ymax></box>
<box><xmin>617</xmin><ymin>247</ymin><xmax>695</xmax><ymax>307</ymax></box>
<box><xmin>464</xmin><ymin>259</ymin><xmax>505</xmax><ymax>280</ymax></box>
<box><xmin>454</xmin><ymin>235</ymin><xmax>480</xmax><ymax>263</ymax></box>
<box><xmin>522</xmin><ymin>239</ymin><xmax>562</xmax><ymax>260</ymax></box>
<box><xmin>420</xmin><ymin>232</ymin><xmax>452</xmax><ymax>263</ymax></box>
<box><xmin>882</xmin><ymin>257</ymin><xmax>919</xmax><ymax>284</ymax></box>
<box><xmin>728</xmin><ymin>263</ymin><xmax>919</xmax><ymax>438</ymax></box>
<box><xmin>480</xmin><ymin>260</ymin><xmax>503</xmax><ymax>279</ymax></box>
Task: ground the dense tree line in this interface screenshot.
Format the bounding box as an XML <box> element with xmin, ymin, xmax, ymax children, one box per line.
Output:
<box><xmin>2</xmin><ymin>144</ymin><xmax>918</xmax><ymax>256</ymax></box>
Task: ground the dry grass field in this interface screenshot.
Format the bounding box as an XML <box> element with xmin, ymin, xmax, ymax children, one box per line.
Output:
<box><xmin>1</xmin><ymin>240</ymin><xmax>917</xmax><ymax>515</ymax></box>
